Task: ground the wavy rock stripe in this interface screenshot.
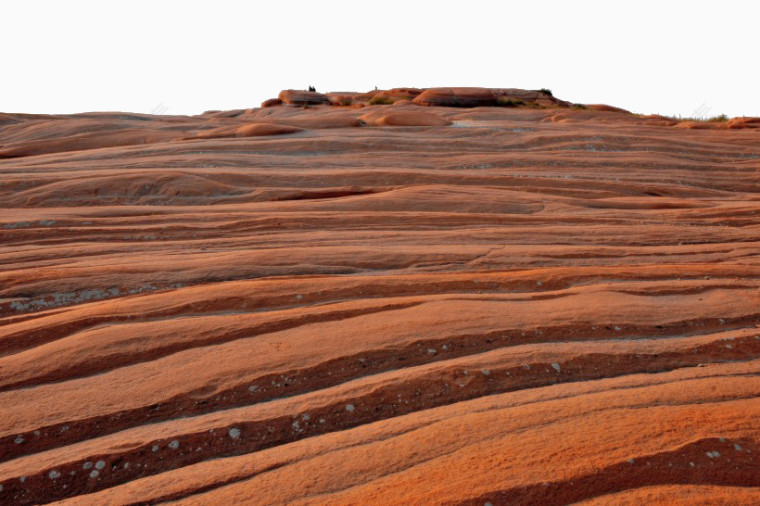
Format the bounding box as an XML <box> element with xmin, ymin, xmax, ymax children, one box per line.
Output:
<box><xmin>0</xmin><ymin>96</ymin><xmax>759</xmax><ymax>504</ymax></box>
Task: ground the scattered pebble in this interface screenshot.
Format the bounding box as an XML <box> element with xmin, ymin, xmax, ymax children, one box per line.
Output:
<box><xmin>228</xmin><ymin>428</ymin><xmax>241</xmax><ymax>439</ymax></box>
<box><xmin>302</xmin><ymin>414</ymin><xmax>310</xmax><ymax>421</ymax></box>
<box><xmin>49</xmin><ymin>470</ymin><xmax>61</xmax><ymax>479</ymax></box>
<box><xmin>168</xmin><ymin>440</ymin><xmax>179</xmax><ymax>450</ymax></box>
<box><xmin>734</xmin><ymin>444</ymin><xmax>743</xmax><ymax>452</ymax></box>
<box><xmin>151</xmin><ymin>445</ymin><xmax>159</xmax><ymax>452</ymax></box>
<box><xmin>345</xmin><ymin>404</ymin><xmax>355</xmax><ymax>412</ymax></box>
<box><xmin>83</xmin><ymin>462</ymin><xmax>93</xmax><ymax>470</ymax></box>
<box><xmin>14</xmin><ymin>436</ymin><xmax>24</xmax><ymax>444</ymax></box>
<box><xmin>719</xmin><ymin>437</ymin><xmax>726</xmax><ymax>443</ymax></box>
<box><xmin>95</xmin><ymin>460</ymin><xmax>106</xmax><ymax>470</ymax></box>
<box><xmin>90</xmin><ymin>470</ymin><xmax>99</xmax><ymax>479</ymax></box>
<box><xmin>689</xmin><ymin>462</ymin><xmax>695</xmax><ymax>467</ymax></box>
<box><xmin>319</xmin><ymin>418</ymin><xmax>326</xmax><ymax>424</ymax></box>
<box><xmin>551</xmin><ymin>363</ymin><xmax>561</xmax><ymax>372</ymax></box>
<box><xmin>248</xmin><ymin>385</ymin><xmax>259</xmax><ymax>392</ymax></box>
<box><xmin>627</xmin><ymin>459</ymin><xmax>635</xmax><ymax>464</ymax></box>
<box><xmin>427</xmin><ymin>348</ymin><xmax>436</xmax><ymax>355</ymax></box>
<box><xmin>614</xmin><ymin>326</ymin><xmax>621</xmax><ymax>331</ymax></box>
<box><xmin>482</xmin><ymin>369</ymin><xmax>491</xmax><ymax>376</ymax></box>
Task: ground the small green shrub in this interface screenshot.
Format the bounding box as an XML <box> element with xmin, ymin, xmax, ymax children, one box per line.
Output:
<box><xmin>572</xmin><ymin>103</ymin><xmax>587</xmax><ymax>110</ymax></box>
<box><xmin>497</xmin><ymin>97</ymin><xmax>525</xmax><ymax>107</ymax></box>
<box><xmin>708</xmin><ymin>114</ymin><xmax>729</xmax><ymax>122</ymax></box>
<box><xmin>369</xmin><ymin>95</ymin><xmax>394</xmax><ymax>105</ymax></box>
<box><xmin>540</xmin><ymin>88</ymin><xmax>553</xmax><ymax>97</ymax></box>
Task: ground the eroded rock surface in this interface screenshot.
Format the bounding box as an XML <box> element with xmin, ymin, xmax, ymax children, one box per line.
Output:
<box><xmin>0</xmin><ymin>92</ymin><xmax>759</xmax><ymax>504</ymax></box>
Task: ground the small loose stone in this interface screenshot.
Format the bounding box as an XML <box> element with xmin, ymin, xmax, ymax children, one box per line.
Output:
<box><xmin>90</xmin><ymin>470</ymin><xmax>99</xmax><ymax>479</ymax></box>
<box><xmin>168</xmin><ymin>440</ymin><xmax>179</xmax><ymax>450</ymax></box>
<box><xmin>83</xmin><ymin>462</ymin><xmax>93</xmax><ymax>470</ymax></box>
<box><xmin>551</xmin><ymin>363</ymin><xmax>561</xmax><ymax>372</ymax></box>
<box><xmin>152</xmin><ymin>445</ymin><xmax>159</xmax><ymax>452</ymax></box>
<box><xmin>734</xmin><ymin>444</ymin><xmax>743</xmax><ymax>452</ymax></box>
<box><xmin>49</xmin><ymin>470</ymin><xmax>61</xmax><ymax>479</ymax></box>
<box><xmin>95</xmin><ymin>460</ymin><xmax>106</xmax><ymax>470</ymax></box>
<box><xmin>345</xmin><ymin>404</ymin><xmax>355</xmax><ymax>412</ymax></box>
<box><xmin>228</xmin><ymin>428</ymin><xmax>241</xmax><ymax>439</ymax></box>
<box><xmin>14</xmin><ymin>436</ymin><xmax>24</xmax><ymax>444</ymax></box>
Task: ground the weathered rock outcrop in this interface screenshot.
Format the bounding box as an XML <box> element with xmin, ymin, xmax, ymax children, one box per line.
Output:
<box><xmin>0</xmin><ymin>94</ymin><xmax>759</xmax><ymax>505</ymax></box>
<box><xmin>277</xmin><ymin>89</ymin><xmax>330</xmax><ymax>105</ymax></box>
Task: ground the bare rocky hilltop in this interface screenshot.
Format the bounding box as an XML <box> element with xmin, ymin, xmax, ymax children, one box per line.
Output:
<box><xmin>1</xmin><ymin>88</ymin><xmax>759</xmax><ymax>504</ymax></box>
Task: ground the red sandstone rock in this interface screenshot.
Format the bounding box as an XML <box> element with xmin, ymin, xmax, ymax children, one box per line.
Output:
<box><xmin>189</xmin><ymin>122</ymin><xmax>303</xmax><ymax>139</ymax></box>
<box><xmin>260</xmin><ymin>98</ymin><xmax>282</xmax><ymax>108</ymax></box>
<box><xmin>234</xmin><ymin>123</ymin><xmax>303</xmax><ymax>137</ymax></box>
<box><xmin>413</xmin><ymin>87</ymin><xmax>498</xmax><ymax>107</ymax></box>
<box><xmin>585</xmin><ymin>104</ymin><xmax>631</xmax><ymax>113</ymax></box>
<box><xmin>726</xmin><ymin>116</ymin><xmax>760</xmax><ymax>129</ymax></box>
<box><xmin>278</xmin><ymin>89</ymin><xmax>330</xmax><ymax>105</ymax></box>
<box><xmin>0</xmin><ymin>93</ymin><xmax>758</xmax><ymax>505</ymax></box>
<box><xmin>359</xmin><ymin>110</ymin><xmax>452</xmax><ymax>127</ymax></box>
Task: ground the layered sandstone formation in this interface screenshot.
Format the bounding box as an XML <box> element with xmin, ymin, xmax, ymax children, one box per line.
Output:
<box><xmin>0</xmin><ymin>89</ymin><xmax>759</xmax><ymax>504</ymax></box>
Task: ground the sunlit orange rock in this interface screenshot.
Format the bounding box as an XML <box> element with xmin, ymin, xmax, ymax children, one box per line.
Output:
<box><xmin>0</xmin><ymin>89</ymin><xmax>758</xmax><ymax>505</ymax></box>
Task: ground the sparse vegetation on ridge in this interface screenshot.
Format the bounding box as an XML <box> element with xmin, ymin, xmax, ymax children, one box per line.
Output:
<box><xmin>369</xmin><ymin>96</ymin><xmax>394</xmax><ymax>105</ymax></box>
<box><xmin>496</xmin><ymin>97</ymin><xmax>526</xmax><ymax>107</ymax></box>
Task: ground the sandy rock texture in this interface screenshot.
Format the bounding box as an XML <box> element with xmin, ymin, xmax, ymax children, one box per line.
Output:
<box><xmin>0</xmin><ymin>90</ymin><xmax>759</xmax><ymax>504</ymax></box>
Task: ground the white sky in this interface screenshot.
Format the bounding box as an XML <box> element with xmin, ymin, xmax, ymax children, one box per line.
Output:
<box><xmin>2</xmin><ymin>0</ymin><xmax>758</xmax><ymax>118</ymax></box>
